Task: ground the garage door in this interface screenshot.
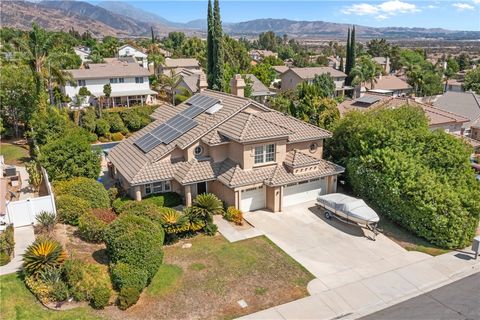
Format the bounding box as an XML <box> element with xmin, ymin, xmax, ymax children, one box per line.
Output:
<box><xmin>240</xmin><ymin>186</ymin><xmax>266</xmax><ymax>212</ymax></box>
<box><xmin>283</xmin><ymin>178</ymin><xmax>327</xmax><ymax>207</ymax></box>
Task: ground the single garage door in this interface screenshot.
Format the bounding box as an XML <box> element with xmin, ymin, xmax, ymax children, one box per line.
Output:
<box><xmin>283</xmin><ymin>177</ymin><xmax>327</xmax><ymax>207</ymax></box>
<box><xmin>240</xmin><ymin>186</ymin><xmax>266</xmax><ymax>212</ymax></box>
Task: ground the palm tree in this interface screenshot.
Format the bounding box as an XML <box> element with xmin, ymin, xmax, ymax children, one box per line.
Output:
<box><xmin>350</xmin><ymin>56</ymin><xmax>382</xmax><ymax>89</ymax></box>
<box><xmin>148</xmin><ymin>53</ymin><xmax>165</xmax><ymax>76</ymax></box>
<box><xmin>405</xmin><ymin>63</ymin><xmax>423</xmax><ymax>96</ymax></box>
<box><xmin>153</xmin><ymin>70</ymin><xmax>181</xmax><ymax>105</ymax></box>
<box><xmin>191</xmin><ymin>193</ymin><xmax>224</xmax><ymax>223</ymax></box>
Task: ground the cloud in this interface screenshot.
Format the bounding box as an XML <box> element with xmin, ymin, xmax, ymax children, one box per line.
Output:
<box><xmin>472</xmin><ymin>0</ymin><xmax>480</xmax><ymax>4</ymax></box>
<box><xmin>342</xmin><ymin>1</ymin><xmax>419</xmax><ymax>20</ymax></box>
<box><xmin>427</xmin><ymin>5</ymin><xmax>438</xmax><ymax>9</ymax></box>
<box><xmin>453</xmin><ymin>2</ymin><xmax>475</xmax><ymax>10</ymax></box>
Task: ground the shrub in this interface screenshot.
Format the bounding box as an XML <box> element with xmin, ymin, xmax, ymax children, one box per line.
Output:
<box><xmin>92</xmin><ymin>208</ymin><xmax>117</xmax><ymax>223</ymax></box>
<box><xmin>120</xmin><ymin>109</ymin><xmax>151</xmax><ymax>131</ymax></box>
<box><xmin>104</xmin><ymin>112</ymin><xmax>127</xmax><ymax>133</ymax></box>
<box><xmin>104</xmin><ymin>215</ymin><xmax>164</xmax><ymax>281</ymax></box>
<box><xmin>223</xmin><ymin>207</ymin><xmax>244</xmax><ymax>225</ymax></box>
<box><xmin>204</xmin><ymin>222</ymin><xmax>218</xmax><ymax>236</ymax></box>
<box><xmin>111</xmin><ymin>132</ymin><xmax>124</xmax><ymax>141</ymax></box>
<box><xmin>107</xmin><ymin>187</ymin><xmax>118</xmax><ymax>204</ymax></box>
<box><xmin>78</xmin><ymin>212</ymin><xmax>108</xmax><ymax>243</ymax></box>
<box><xmin>143</xmin><ymin>192</ymin><xmax>182</xmax><ymax>208</ymax></box>
<box><xmin>110</xmin><ymin>262</ymin><xmax>148</xmax><ymax>292</ymax></box>
<box><xmin>117</xmin><ymin>201</ymin><xmax>162</xmax><ymax>224</ymax></box>
<box><xmin>81</xmin><ymin>108</ymin><xmax>97</xmax><ymax>132</ymax></box>
<box><xmin>24</xmin><ymin>275</ymin><xmax>54</xmax><ymax>304</ymax></box>
<box><xmin>118</xmin><ymin>287</ymin><xmax>140</xmax><ymax>310</ymax></box>
<box><xmin>35</xmin><ymin>211</ymin><xmax>57</xmax><ymax>233</ymax></box>
<box><xmin>23</xmin><ymin>237</ymin><xmax>67</xmax><ymax>276</ymax></box>
<box><xmin>159</xmin><ymin>208</ymin><xmax>189</xmax><ymax>234</ymax></box>
<box><xmin>90</xmin><ymin>285</ymin><xmax>111</xmax><ymax>309</ymax></box>
<box><xmin>192</xmin><ymin>193</ymin><xmax>224</xmax><ymax>223</ymax></box>
<box><xmin>112</xmin><ymin>197</ymin><xmax>132</xmax><ymax>213</ymax></box>
<box><xmin>51</xmin><ymin>281</ymin><xmax>69</xmax><ymax>302</ymax></box>
<box><xmin>95</xmin><ymin>119</ymin><xmax>110</xmax><ymax>136</ymax></box>
<box><xmin>0</xmin><ymin>225</ymin><xmax>14</xmax><ymax>266</ymax></box>
<box><xmin>54</xmin><ymin>177</ymin><xmax>110</xmax><ymax>209</ymax></box>
<box><xmin>55</xmin><ymin>195</ymin><xmax>90</xmax><ymax>225</ymax></box>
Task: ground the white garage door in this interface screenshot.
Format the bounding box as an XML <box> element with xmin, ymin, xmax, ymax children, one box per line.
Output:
<box><xmin>283</xmin><ymin>178</ymin><xmax>327</xmax><ymax>207</ymax></box>
<box><xmin>240</xmin><ymin>186</ymin><xmax>266</xmax><ymax>212</ymax></box>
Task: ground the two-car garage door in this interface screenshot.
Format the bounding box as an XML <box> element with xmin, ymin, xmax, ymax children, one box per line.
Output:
<box><xmin>283</xmin><ymin>177</ymin><xmax>327</xmax><ymax>207</ymax></box>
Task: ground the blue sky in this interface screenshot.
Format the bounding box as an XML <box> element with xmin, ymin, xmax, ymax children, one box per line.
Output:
<box><xmin>101</xmin><ymin>1</ymin><xmax>480</xmax><ymax>31</ymax></box>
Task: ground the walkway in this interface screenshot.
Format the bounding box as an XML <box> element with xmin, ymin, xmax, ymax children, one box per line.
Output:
<box><xmin>0</xmin><ymin>226</ymin><xmax>35</xmax><ymax>276</ymax></box>
<box><xmin>236</xmin><ymin>202</ymin><xmax>480</xmax><ymax>320</ymax></box>
<box><xmin>16</xmin><ymin>166</ymin><xmax>34</xmax><ymax>200</ymax></box>
<box><xmin>214</xmin><ymin>215</ymin><xmax>263</xmax><ymax>242</ymax></box>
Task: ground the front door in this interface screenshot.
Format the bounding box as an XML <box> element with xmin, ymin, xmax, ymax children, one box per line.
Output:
<box><xmin>197</xmin><ymin>182</ymin><xmax>207</xmax><ymax>195</ymax></box>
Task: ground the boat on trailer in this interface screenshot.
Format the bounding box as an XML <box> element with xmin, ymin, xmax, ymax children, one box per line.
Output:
<box><xmin>316</xmin><ymin>193</ymin><xmax>380</xmax><ymax>240</ymax></box>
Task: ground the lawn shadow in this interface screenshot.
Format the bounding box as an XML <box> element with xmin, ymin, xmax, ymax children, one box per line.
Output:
<box><xmin>308</xmin><ymin>206</ymin><xmax>366</xmax><ymax>238</ymax></box>
<box><xmin>92</xmin><ymin>249</ymin><xmax>109</xmax><ymax>265</ymax></box>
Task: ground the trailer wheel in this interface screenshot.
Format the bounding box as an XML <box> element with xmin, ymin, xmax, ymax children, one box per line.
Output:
<box><xmin>324</xmin><ymin>211</ymin><xmax>332</xmax><ymax>220</ymax></box>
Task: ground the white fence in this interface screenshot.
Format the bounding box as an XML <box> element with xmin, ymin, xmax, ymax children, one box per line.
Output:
<box><xmin>4</xmin><ymin>167</ymin><xmax>56</xmax><ymax>228</ymax></box>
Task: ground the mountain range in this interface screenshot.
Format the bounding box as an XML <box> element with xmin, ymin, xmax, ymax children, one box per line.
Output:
<box><xmin>1</xmin><ymin>0</ymin><xmax>479</xmax><ymax>40</ymax></box>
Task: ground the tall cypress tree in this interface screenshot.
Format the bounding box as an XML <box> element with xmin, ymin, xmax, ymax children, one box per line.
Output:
<box><xmin>212</xmin><ymin>0</ymin><xmax>225</xmax><ymax>91</ymax></box>
<box><xmin>206</xmin><ymin>0</ymin><xmax>214</xmax><ymax>88</ymax></box>
<box><xmin>345</xmin><ymin>27</ymin><xmax>351</xmax><ymax>79</ymax></box>
<box><xmin>350</xmin><ymin>25</ymin><xmax>356</xmax><ymax>74</ymax></box>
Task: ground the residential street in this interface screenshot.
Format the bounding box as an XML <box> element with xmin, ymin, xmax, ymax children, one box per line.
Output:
<box><xmin>360</xmin><ymin>272</ymin><xmax>480</xmax><ymax>320</ymax></box>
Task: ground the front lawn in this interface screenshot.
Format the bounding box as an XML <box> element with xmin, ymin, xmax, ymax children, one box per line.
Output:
<box><xmin>99</xmin><ymin>235</ymin><xmax>314</xmax><ymax>320</ymax></box>
<box><xmin>0</xmin><ymin>273</ymin><xmax>102</xmax><ymax>320</ymax></box>
<box><xmin>0</xmin><ymin>143</ymin><xmax>30</xmax><ymax>165</ymax></box>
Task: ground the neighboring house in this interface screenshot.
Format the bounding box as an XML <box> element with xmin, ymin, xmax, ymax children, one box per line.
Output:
<box><xmin>249</xmin><ymin>49</ymin><xmax>278</xmax><ymax>62</ymax></box>
<box><xmin>337</xmin><ymin>94</ymin><xmax>468</xmax><ymax>135</ymax></box>
<box><xmin>445</xmin><ymin>79</ymin><xmax>464</xmax><ymax>92</ymax></box>
<box><xmin>280</xmin><ymin>67</ymin><xmax>349</xmax><ymax>95</ymax></box>
<box><xmin>175</xmin><ymin>69</ymin><xmax>207</xmax><ymax>96</ymax></box>
<box><xmin>74</xmin><ymin>46</ymin><xmax>91</xmax><ymax>63</ymax></box>
<box><xmin>471</xmin><ymin>118</ymin><xmax>480</xmax><ymax>141</ymax></box>
<box><xmin>159</xmin><ymin>58</ymin><xmax>201</xmax><ymax>76</ymax></box>
<box><xmin>63</xmin><ymin>59</ymin><xmax>156</xmax><ymax>108</ymax></box>
<box><xmin>433</xmin><ymin>91</ymin><xmax>480</xmax><ymax>137</ymax></box>
<box><xmin>118</xmin><ymin>44</ymin><xmax>148</xmax><ymax>69</ymax></box>
<box><xmin>327</xmin><ymin>56</ymin><xmax>340</xmax><ymax>69</ymax></box>
<box><xmin>107</xmin><ymin>76</ymin><xmax>344</xmax><ymax>213</ymax></box>
<box><xmin>363</xmin><ymin>75</ymin><xmax>412</xmax><ymax>97</ymax></box>
<box><xmin>244</xmin><ymin>74</ymin><xmax>276</xmax><ymax>103</ymax></box>
<box><xmin>372</xmin><ymin>57</ymin><xmax>390</xmax><ymax>74</ymax></box>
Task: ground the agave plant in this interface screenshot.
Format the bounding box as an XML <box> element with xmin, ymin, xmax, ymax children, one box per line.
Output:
<box><xmin>191</xmin><ymin>193</ymin><xmax>224</xmax><ymax>223</ymax></box>
<box><xmin>23</xmin><ymin>237</ymin><xmax>67</xmax><ymax>276</ymax></box>
<box><xmin>159</xmin><ymin>208</ymin><xmax>189</xmax><ymax>234</ymax></box>
<box><xmin>35</xmin><ymin>211</ymin><xmax>57</xmax><ymax>234</ymax></box>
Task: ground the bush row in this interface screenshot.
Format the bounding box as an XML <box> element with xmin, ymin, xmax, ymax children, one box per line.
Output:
<box><xmin>0</xmin><ymin>225</ymin><xmax>14</xmax><ymax>266</ymax></box>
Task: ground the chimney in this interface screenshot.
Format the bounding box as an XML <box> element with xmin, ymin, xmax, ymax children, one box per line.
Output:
<box><xmin>230</xmin><ymin>74</ymin><xmax>246</xmax><ymax>97</ymax></box>
<box><xmin>197</xmin><ymin>74</ymin><xmax>208</xmax><ymax>92</ymax></box>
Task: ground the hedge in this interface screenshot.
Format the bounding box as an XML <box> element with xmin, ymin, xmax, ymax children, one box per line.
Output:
<box><xmin>0</xmin><ymin>225</ymin><xmax>14</xmax><ymax>266</ymax></box>
<box><xmin>143</xmin><ymin>192</ymin><xmax>182</xmax><ymax>208</ymax></box>
<box><xmin>110</xmin><ymin>262</ymin><xmax>148</xmax><ymax>292</ymax></box>
<box><xmin>117</xmin><ymin>201</ymin><xmax>163</xmax><ymax>224</ymax></box>
<box><xmin>56</xmin><ymin>195</ymin><xmax>90</xmax><ymax>225</ymax></box>
<box><xmin>54</xmin><ymin>177</ymin><xmax>110</xmax><ymax>208</ymax></box>
<box><xmin>78</xmin><ymin>212</ymin><xmax>108</xmax><ymax>243</ymax></box>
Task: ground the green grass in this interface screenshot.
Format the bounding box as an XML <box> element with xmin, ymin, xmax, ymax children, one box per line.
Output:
<box><xmin>189</xmin><ymin>262</ymin><xmax>206</xmax><ymax>271</ymax></box>
<box><xmin>0</xmin><ymin>143</ymin><xmax>30</xmax><ymax>165</ymax></box>
<box><xmin>0</xmin><ymin>273</ymin><xmax>102</xmax><ymax>320</ymax></box>
<box><xmin>146</xmin><ymin>264</ymin><xmax>183</xmax><ymax>296</ymax></box>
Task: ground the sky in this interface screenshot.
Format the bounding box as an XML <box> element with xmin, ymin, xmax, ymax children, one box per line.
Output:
<box><xmin>100</xmin><ymin>0</ymin><xmax>480</xmax><ymax>31</ymax></box>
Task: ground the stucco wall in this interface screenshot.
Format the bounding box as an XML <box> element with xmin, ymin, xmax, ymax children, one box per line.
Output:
<box><xmin>287</xmin><ymin>139</ymin><xmax>324</xmax><ymax>159</ymax></box>
<box><xmin>280</xmin><ymin>71</ymin><xmax>303</xmax><ymax>91</ymax></box>
<box><xmin>208</xmin><ymin>181</ymin><xmax>236</xmax><ymax>206</ymax></box>
<box><xmin>64</xmin><ymin>77</ymin><xmax>150</xmax><ymax>99</ymax></box>
<box><xmin>266</xmin><ymin>186</ymin><xmax>281</xmax><ymax>212</ymax></box>
<box><xmin>242</xmin><ymin>139</ymin><xmax>287</xmax><ymax>170</ymax></box>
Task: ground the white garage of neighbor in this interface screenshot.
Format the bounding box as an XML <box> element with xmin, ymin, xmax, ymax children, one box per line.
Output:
<box><xmin>283</xmin><ymin>177</ymin><xmax>327</xmax><ymax>208</ymax></box>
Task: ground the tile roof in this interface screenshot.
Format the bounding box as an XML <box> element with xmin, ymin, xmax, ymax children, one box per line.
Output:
<box><xmin>284</xmin><ymin>150</ymin><xmax>321</xmax><ymax>168</ymax></box>
<box><xmin>216</xmin><ymin>159</ymin><xmax>276</xmax><ymax>188</ymax></box>
<box><xmin>201</xmin><ymin>130</ymin><xmax>230</xmax><ymax>145</ymax></box>
<box><xmin>174</xmin><ymin>160</ymin><xmax>220</xmax><ymax>184</ymax></box>
<box><xmin>131</xmin><ymin>161</ymin><xmax>180</xmax><ymax>185</ymax></box>
<box><xmin>273</xmin><ymin>66</ymin><xmax>289</xmax><ymax>74</ymax></box>
<box><xmin>66</xmin><ymin>61</ymin><xmax>150</xmax><ymax>79</ymax></box>
<box><xmin>288</xmin><ymin>67</ymin><xmax>347</xmax><ymax>79</ymax></box>
<box><xmin>244</xmin><ymin>74</ymin><xmax>273</xmax><ymax>96</ymax></box>
<box><xmin>433</xmin><ymin>92</ymin><xmax>480</xmax><ymax>127</ymax></box>
<box><xmin>164</xmin><ymin>58</ymin><xmax>200</xmax><ymax>68</ymax></box>
<box><xmin>364</xmin><ymin>76</ymin><xmax>411</xmax><ymax>91</ymax></box>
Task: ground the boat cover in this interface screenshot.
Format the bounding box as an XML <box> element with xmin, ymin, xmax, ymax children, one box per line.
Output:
<box><xmin>317</xmin><ymin>193</ymin><xmax>379</xmax><ymax>223</ymax></box>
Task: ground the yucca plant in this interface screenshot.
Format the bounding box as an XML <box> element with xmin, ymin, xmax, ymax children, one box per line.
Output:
<box><xmin>191</xmin><ymin>193</ymin><xmax>224</xmax><ymax>223</ymax></box>
<box><xmin>23</xmin><ymin>237</ymin><xmax>67</xmax><ymax>276</ymax></box>
<box><xmin>35</xmin><ymin>211</ymin><xmax>57</xmax><ymax>234</ymax></box>
<box><xmin>159</xmin><ymin>208</ymin><xmax>188</xmax><ymax>234</ymax></box>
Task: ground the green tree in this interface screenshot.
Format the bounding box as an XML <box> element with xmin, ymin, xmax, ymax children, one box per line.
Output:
<box><xmin>456</xmin><ymin>53</ymin><xmax>471</xmax><ymax>71</ymax></box>
<box><xmin>206</xmin><ymin>0</ymin><xmax>214</xmax><ymax>88</ymax></box>
<box><xmin>39</xmin><ymin>128</ymin><xmax>101</xmax><ymax>181</ymax></box>
<box><xmin>26</xmin><ymin>160</ymin><xmax>42</xmax><ymax>192</ymax></box>
<box><xmin>347</xmin><ymin>25</ymin><xmax>356</xmax><ymax>86</ymax></box>
<box><xmin>350</xmin><ymin>55</ymin><xmax>383</xmax><ymax>89</ymax></box>
<box><xmin>154</xmin><ymin>70</ymin><xmax>181</xmax><ymax>105</ymax></box>
<box><xmin>103</xmin><ymin>83</ymin><xmax>112</xmax><ymax>111</ymax></box>
<box><xmin>212</xmin><ymin>0</ymin><xmax>225</xmax><ymax>91</ymax></box>
<box><xmin>30</xmin><ymin>106</ymin><xmax>71</xmax><ymax>146</ymax></box>
<box><xmin>345</xmin><ymin>28</ymin><xmax>351</xmax><ymax>83</ymax></box>
<box><xmin>366</xmin><ymin>38</ymin><xmax>390</xmax><ymax>57</ymax></box>
<box><xmin>249</xmin><ymin>63</ymin><xmax>276</xmax><ymax>87</ymax></box>
<box><xmin>463</xmin><ymin>68</ymin><xmax>480</xmax><ymax>94</ymax></box>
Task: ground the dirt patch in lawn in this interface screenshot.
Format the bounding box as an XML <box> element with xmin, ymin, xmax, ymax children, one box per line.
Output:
<box><xmin>99</xmin><ymin>235</ymin><xmax>313</xmax><ymax>320</ymax></box>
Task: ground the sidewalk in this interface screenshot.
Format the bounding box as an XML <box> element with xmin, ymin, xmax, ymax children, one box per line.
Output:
<box><xmin>237</xmin><ymin>250</ymin><xmax>480</xmax><ymax>320</ymax></box>
<box><xmin>214</xmin><ymin>215</ymin><xmax>264</xmax><ymax>242</ymax></box>
<box><xmin>0</xmin><ymin>226</ymin><xmax>35</xmax><ymax>276</ymax></box>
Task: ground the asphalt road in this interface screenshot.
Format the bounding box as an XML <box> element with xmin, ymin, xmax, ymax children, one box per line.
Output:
<box><xmin>360</xmin><ymin>272</ymin><xmax>480</xmax><ymax>320</ymax></box>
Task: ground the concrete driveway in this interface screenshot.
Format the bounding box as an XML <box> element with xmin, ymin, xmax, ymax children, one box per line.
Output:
<box><xmin>244</xmin><ymin>201</ymin><xmax>430</xmax><ymax>290</ymax></box>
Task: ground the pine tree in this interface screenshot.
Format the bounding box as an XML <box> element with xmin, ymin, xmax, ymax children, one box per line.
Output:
<box><xmin>206</xmin><ymin>0</ymin><xmax>214</xmax><ymax>88</ymax></box>
<box><xmin>345</xmin><ymin>27</ymin><xmax>351</xmax><ymax>78</ymax></box>
<box><xmin>151</xmin><ymin>26</ymin><xmax>155</xmax><ymax>44</ymax></box>
<box><xmin>350</xmin><ymin>25</ymin><xmax>356</xmax><ymax>73</ymax></box>
<box><xmin>212</xmin><ymin>0</ymin><xmax>225</xmax><ymax>91</ymax></box>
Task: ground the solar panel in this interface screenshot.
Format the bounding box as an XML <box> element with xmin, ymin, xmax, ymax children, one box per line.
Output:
<box><xmin>180</xmin><ymin>105</ymin><xmax>204</xmax><ymax>118</ymax></box>
<box><xmin>187</xmin><ymin>94</ymin><xmax>220</xmax><ymax>110</ymax></box>
<box><xmin>134</xmin><ymin>133</ymin><xmax>161</xmax><ymax>153</ymax></box>
<box><xmin>355</xmin><ymin>95</ymin><xmax>382</xmax><ymax>104</ymax></box>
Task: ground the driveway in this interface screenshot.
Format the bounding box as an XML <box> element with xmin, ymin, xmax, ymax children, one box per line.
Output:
<box><xmin>244</xmin><ymin>201</ymin><xmax>430</xmax><ymax>290</ymax></box>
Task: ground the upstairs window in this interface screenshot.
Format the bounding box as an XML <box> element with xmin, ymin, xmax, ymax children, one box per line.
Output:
<box><xmin>135</xmin><ymin>77</ymin><xmax>144</xmax><ymax>83</ymax></box>
<box><xmin>254</xmin><ymin>144</ymin><xmax>275</xmax><ymax>164</ymax></box>
<box><xmin>77</xmin><ymin>80</ymin><xmax>86</xmax><ymax>86</ymax></box>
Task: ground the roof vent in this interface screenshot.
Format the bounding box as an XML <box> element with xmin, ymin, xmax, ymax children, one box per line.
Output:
<box><xmin>205</xmin><ymin>103</ymin><xmax>223</xmax><ymax>115</ymax></box>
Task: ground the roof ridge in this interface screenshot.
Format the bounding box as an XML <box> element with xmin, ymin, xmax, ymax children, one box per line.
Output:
<box><xmin>239</xmin><ymin>113</ymin><xmax>254</xmax><ymax>140</ymax></box>
<box><xmin>425</xmin><ymin>105</ymin><xmax>469</xmax><ymax>122</ymax></box>
<box><xmin>263</xmin><ymin>109</ymin><xmax>333</xmax><ymax>138</ymax></box>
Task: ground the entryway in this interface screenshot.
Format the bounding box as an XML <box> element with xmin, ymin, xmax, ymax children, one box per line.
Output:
<box><xmin>196</xmin><ymin>181</ymin><xmax>207</xmax><ymax>195</ymax></box>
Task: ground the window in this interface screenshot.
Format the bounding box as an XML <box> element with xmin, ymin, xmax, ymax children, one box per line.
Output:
<box><xmin>254</xmin><ymin>144</ymin><xmax>275</xmax><ymax>164</ymax></box>
<box><xmin>145</xmin><ymin>181</ymin><xmax>170</xmax><ymax>195</ymax></box>
<box><xmin>109</xmin><ymin>78</ymin><xmax>118</xmax><ymax>84</ymax></box>
<box><xmin>77</xmin><ymin>80</ymin><xmax>86</xmax><ymax>86</ymax></box>
<box><xmin>135</xmin><ymin>77</ymin><xmax>144</xmax><ymax>83</ymax></box>
<box><xmin>119</xmin><ymin>78</ymin><xmax>124</xmax><ymax>83</ymax></box>
<box><xmin>309</xmin><ymin>142</ymin><xmax>318</xmax><ymax>153</ymax></box>
<box><xmin>194</xmin><ymin>145</ymin><xmax>203</xmax><ymax>157</ymax></box>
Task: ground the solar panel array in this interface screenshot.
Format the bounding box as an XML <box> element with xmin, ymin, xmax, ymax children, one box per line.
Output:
<box><xmin>355</xmin><ymin>95</ymin><xmax>382</xmax><ymax>104</ymax></box>
<box><xmin>134</xmin><ymin>94</ymin><xmax>221</xmax><ymax>153</ymax></box>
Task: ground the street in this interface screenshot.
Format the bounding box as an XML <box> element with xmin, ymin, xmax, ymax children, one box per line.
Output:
<box><xmin>360</xmin><ymin>272</ymin><xmax>480</xmax><ymax>320</ymax></box>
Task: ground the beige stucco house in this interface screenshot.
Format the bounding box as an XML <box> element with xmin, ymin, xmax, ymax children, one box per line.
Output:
<box><xmin>279</xmin><ymin>67</ymin><xmax>348</xmax><ymax>95</ymax></box>
<box><xmin>108</xmin><ymin>76</ymin><xmax>344</xmax><ymax>213</ymax></box>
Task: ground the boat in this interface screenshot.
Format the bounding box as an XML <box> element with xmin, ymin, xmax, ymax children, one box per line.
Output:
<box><xmin>316</xmin><ymin>193</ymin><xmax>380</xmax><ymax>240</ymax></box>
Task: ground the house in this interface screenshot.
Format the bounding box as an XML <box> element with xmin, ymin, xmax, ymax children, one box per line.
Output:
<box><xmin>175</xmin><ymin>69</ymin><xmax>207</xmax><ymax>96</ymax></box>
<box><xmin>159</xmin><ymin>58</ymin><xmax>201</xmax><ymax>76</ymax></box>
<box><xmin>363</xmin><ymin>75</ymin><xmax>412</xmax><ymax>97</ymax></box>
<box><xmin>337</xmin><ymin>94</ymin><xmax>468</xmax><ymax>135</ymax></box>
<box><xmin>372</xmin><ymin>57</ymin><xmax>390</xmax><ymax>74</ymax></box>
<box><xmin>433</xmin><ymin>91</ymin><xmax>480</xmax><ymax>137</ymax></box>
<box><xmin>327</xmin><ymin>56</ymin><xmax>340</xmax><ymax>69</ymax></box>
<box><xmin>249</xmin><ymin>49</ymin><xmax>278</xmax><ymax>62</ymax></box>
<box><xmin>279</xmin><ymin>67</ymin><xmax>349</xmax><ymax>95</ymax></box>
<box><xmin>74</xmin><ymin>46</ymin><xmax>91</xmax><ymax>63</ymax></box>
<box><xmin>445</xmin><ymin>79</ymin><xmax>464</xmax><ymax>92</ymax></box>
<box><xmin>63</xmin><ymin>58</ymin><xmax>156</xmax><ymax>108</ymax></box>
<box><xmin>244</xmin><ymin>74</ymin><xmax>276</xmax><ymax>103</ymax></box>
<box><xmin>118</xmin><ymin>44</ymin><xmax>148</xmax><ymax>69</ymax></box>
<box><xmin>107</xmin><ymin>76</ymin><xmax>344</xmax><ymax>213</ymax></box>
